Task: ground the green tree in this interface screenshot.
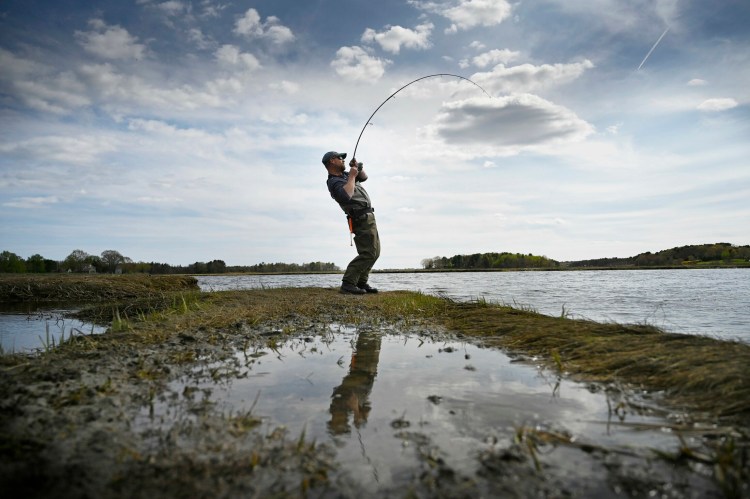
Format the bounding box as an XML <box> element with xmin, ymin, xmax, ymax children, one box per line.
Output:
<box><xmin>0</xmin><ymin>251</ymin><xmax>27</xmax><ymax>273</ymax></box>
<box><xmin>26</xmin><ymin>253</ymin><xmax>46</xmax><ymax>273</ymax></box>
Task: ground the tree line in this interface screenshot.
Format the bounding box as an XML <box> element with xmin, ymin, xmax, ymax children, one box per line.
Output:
<box><xmin>565</xmin><ymin>243</ymin><xmax>750</xmax><ymax>268</ymax></box>
<box><xmin>0</xmin><ymin>249</ymin><xmax>339</xmax><ymax>274</ymax></box>
<box><xmin>421</xmin><ymin>252</ymin><xmax>559</xmax><ymax>270</ymax></box>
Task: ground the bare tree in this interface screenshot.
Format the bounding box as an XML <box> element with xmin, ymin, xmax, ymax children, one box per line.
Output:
<box><xmin>64</xmin><ymin>249</ymin><xmax>89</xmax><ymax>272</ymax></box>
<box><xmin>101</xmin><ymin>250</ymin><xmax>126</xmax><ymax>273</ymax></box>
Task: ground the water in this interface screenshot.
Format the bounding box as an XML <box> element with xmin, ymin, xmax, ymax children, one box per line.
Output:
<box><xmin>138</xmin><ymin>326</ymin><xmax>713</xmax><ymax>495</ymax></box>
<box><xmin>197</xmin><ymin>269</ymin><xmax>750</xmax><ymax>343</ymax></box>
<box><xmin>0</xmin><ymin>303</ymin><xmax>106</xmax><ymax>353</ymax></box>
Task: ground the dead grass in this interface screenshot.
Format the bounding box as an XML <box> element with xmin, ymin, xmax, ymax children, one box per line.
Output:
<box><xmin>0</xmin><ymin>274</ymin><xmax>199</xmax><ymax>302</ymax></box>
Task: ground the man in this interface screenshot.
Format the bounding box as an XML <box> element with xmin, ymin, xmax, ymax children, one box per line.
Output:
<box><xmin>323</xmin><ymin>150</ymin><xmax>380</xmax><ymax>295</ymax></box>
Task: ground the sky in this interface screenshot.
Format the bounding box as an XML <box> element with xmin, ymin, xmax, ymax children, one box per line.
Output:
<box><xmin>1</xmin><ymin>0</ymin><xmax>749</xmax><ymax>269</ymax></box>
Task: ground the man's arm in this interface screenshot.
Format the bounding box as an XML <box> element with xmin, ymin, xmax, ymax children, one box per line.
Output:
<box><xmin>346</xmin><ymin>159</ymin><xmax>367</xmax><ymax>196</ymax></box>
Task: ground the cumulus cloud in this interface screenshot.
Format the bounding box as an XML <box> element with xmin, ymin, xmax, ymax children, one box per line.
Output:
<box><xmin>410</xmin><ymin>0</ymin><xmax>513</xmax><ymax>33</ymax></box>
<box><xmin>215</xmin><ymin>44</ymin><xmax>261</xmax><ymax>71</ymax></box>
<box><xmin>156</xmin><ymin>0</ymin><xmax>187</xmax><ymax>16</ymax></box>
<box><xmin>697</xmin><ymin>98</ymin><xmax>738</xmax><ymax>112</ymax></box>
<box><xmin>269</xmin><ymin>80</ymin><xmax>299</xmax><ymax>94</ymax></box>
<box><xmin>233</xmin><ymin>9</ymin><xmax>295</xmax><ymax>44</ymax></box>
<box><xmin>426</xmin><ymin>94</ymin><xmax>594</xmax><ymax>153</ymax></box>
<box><xmin>471</xmin><ymin>49</ymin><xmax>520</xmax><ymax>68</ymax></box>
<box><xmin>471</xmin><ymin>60</ymin><xmax>594</xmax><ymax>94</ymax></box>
<box><xmin>77</xmin><ymin>63</ymin><xmax>235</xmax><ymax>112</ymax></box>
<box><xmin>331</xmin><ymin>46</ymin><xmax>391</xmax><ymax>82</ymax></box>
<box><xmin>188</xmin><ymin>28</ymin><xmax>215</xmax><ymax>49</ymax></box>
<box><xmin>361</xmin><ymin>23</ymin><xmax>433</xmax><ymax>54</ymax></box>
<box><xmin>75</xmin><ymin>19</ymin><xmax>147</xmax><ymax>60</ymax></box>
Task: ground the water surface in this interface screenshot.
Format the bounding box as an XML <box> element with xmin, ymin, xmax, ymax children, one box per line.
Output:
<box><xmin>138</xmin><ymin>326</ymin><xmax>712</xmax><ymax>494</ymax></box>
<box><xmin>0</xmin><ymin>303</ymin><xmax>106</xmax><ymax>353</ymax></box>
<box><xmin>197</xmin><ymin>269</ymin><xmax>750</xmax><ymax>343</ymax></box>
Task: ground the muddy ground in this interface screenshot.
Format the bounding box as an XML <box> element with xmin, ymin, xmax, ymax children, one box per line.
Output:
<box><xmin>0</xmin><ymin>286</ymin><xmax>748</xmax><ymax>498</ymax></box>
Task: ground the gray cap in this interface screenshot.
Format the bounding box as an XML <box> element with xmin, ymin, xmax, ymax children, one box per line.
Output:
<box><xmin>322</xmin><ymin>151</ymin><xmax>347</xmax><ymax>165</ymax></box>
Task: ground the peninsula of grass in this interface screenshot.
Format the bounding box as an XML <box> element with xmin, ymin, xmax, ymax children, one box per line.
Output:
<box><xmin>53</xmin><ymin>286</ymin><xmax>750</xmax><ymax>425</ymax></box>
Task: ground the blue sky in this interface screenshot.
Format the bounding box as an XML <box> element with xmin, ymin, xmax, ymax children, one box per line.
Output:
<box><xmin>1</xmin><ymin>0</ymin><xmax>748</xmax><ymax>269</ymax></box>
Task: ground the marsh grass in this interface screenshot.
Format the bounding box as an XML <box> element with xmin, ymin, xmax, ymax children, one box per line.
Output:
<box><xmin>0</xmin><ymin>274</ymin><xmax>199</xmax><ymax>302</ymax></box>
<box><xmin>6</xmin><ymin>284</ymin><xmax>749</xmax><ymax>426</ymax></box>
<box><xmin>442</xmin><ymin>302</ymin><xmax>750</xmax><ymax>422</ymax></box>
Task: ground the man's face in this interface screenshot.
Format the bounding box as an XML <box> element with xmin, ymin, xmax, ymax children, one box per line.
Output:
<box><xmin>329</xmin><ymin>155</ymin><xmax>345</xmax><ymax>173</ymax></box>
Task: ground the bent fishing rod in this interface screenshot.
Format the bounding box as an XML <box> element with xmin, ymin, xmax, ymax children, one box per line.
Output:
<box><xmin>352</xmin><ymin>73</ymin><xmax>491</xmax><ymax>160</ymax></box>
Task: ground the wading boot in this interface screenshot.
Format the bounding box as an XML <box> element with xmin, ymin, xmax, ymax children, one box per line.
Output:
<box><xmin>358</xmin><ymin>283</ymin><xmax>378</xmax><ymax>293</ymax></box>
<box><xmin>340</xmin><ymin>283</ymin><xmax>366</xmax><ymax>295</ymax></box>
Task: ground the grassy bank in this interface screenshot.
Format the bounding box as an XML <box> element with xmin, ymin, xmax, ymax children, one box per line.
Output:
<box><xmin>1</xmin><ymin>284</ymin><xmax>748</xmax><ymax>497</ymax></box>
<box><xmin>62</xmin><ymin>286</ymin><xmax>750</xmax><ymax>424</ymax></box>
<box><xmin>0</xmin><ymin>274</ymin><xmax>199</xmax><ymax>302</ymax></box>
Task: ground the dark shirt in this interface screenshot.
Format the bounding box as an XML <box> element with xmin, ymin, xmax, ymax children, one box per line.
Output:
<box><xmin>327</xmin><ymin>172</ymin><xmax>372</xmax><ymax>214</ymax></box>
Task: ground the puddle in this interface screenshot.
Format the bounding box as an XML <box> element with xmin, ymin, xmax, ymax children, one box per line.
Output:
<box><xmin>0</xmin><ymin>303</ymin><xmax>107</xmax><ymax>354</ymax></box>
<box><xmin>138</xmin><ymin>325</ymin><xmax>715</xmax><ymax>494</ymax></box>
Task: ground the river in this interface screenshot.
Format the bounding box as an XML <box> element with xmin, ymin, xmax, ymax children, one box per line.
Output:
<box><xmin>197</xmin><ymin>268</ymin><xmax>749</xmax><ymax>344</ymax></box>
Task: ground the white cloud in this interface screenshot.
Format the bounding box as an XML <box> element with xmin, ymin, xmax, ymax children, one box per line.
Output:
<box><xmin>75</xmin><ymin>62</ymin><xmax>238</xmax><ymax>112</ymax></box>
<box><xmin>75</xmin><ymin>19</ymin><xmax>147</xmax><ymax>60</ymax></box>
<box><xmin>156</xmin><ymin>1</ymin><xmax>187</xmax><ymax>16</ymax></box>
<box><xmin>540</xmin><ymin>0</ymin><xmax>679</xmax><ymax>33</ymax></box>
<box><xmin>426</xmin><ymin>94</ymin><xmax>594</xmax><ymax>154</ymax></box>
<box><xmin>471</xmin><ymin>49</ymin><xmax>520</xmax><ymax>68</ymax></box>
<box><xmin>697</xmin><ymin>98</ymin><xmax>738</xmax><ymax>112</ymax></box>
<box><xmin>269</xmin><ymin>80</ymin><xmax>300</xmax><ymax>94</ymax></box>
<box><xmin>687</xmin><ymin>78</ymin><xmax>707</xmax><ymax>86</ymax></box>
<box><xmin>469</xmin><ymin>40</ymin><xmax>486</xmax><ymax>50</ymax></box>
<box><xmin>0</xmin><ymin>135</ymin><xmax>118</xmax><ymax>165</ymax></box>
<box><xmin>3</xmin><ymin>196</ymin><xmax>60</xmax><ymax>209</ymax></box>
<box><xmin>361</xmin><ymin>23</ymin><xmax>434</xmax><ymax>54</ymax></box>
<box><xmin>410</xmin><ymin>0</ymin><xmax>513</xmax><ymax>33</ymax></box>
<box><xmin>215</xmin><ymin>45</ymin><xmax>261</xmax><ymax>71</ymax></box>
<box><xmin>331</xmin><ymin>46</ymin><xmax>391</xmax><ymax>82</ymax></box>
<box><xmin>233</xmin><ymin>9</ymin><xmax>295</xmax><ymax>44</ymax></box>
<box><xmin>471</xmin><ymin>60</ymin><xmax>594</xmax><ymax>94</ymax></box>
<box><xmin>188</xmin><ymin>28</ymin><xmax>215</xmax><ymax>49</ymax></box>
<box><xmin>606</xmin><ymin>123</ymin><xmax>621</xmax><ymax>135</ymax></box>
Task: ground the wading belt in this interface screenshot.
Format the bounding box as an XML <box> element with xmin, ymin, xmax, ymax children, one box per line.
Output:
<box><xmin>345</xmin><ymin>207</ymin><xmax>374</xmax><ymax>245</ymax></box>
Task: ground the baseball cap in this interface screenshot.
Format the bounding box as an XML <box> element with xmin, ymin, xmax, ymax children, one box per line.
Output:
<box><xmin>322</xmin><ymin>151</ymin><xmax>347</xmax><ymax>164</ymax></box>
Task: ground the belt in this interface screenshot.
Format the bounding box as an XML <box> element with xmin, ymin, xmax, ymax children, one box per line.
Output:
<box><xmin>347</xmin><ymin>207</ymin><xmax>374</xmax><ymax>219</ymax></box>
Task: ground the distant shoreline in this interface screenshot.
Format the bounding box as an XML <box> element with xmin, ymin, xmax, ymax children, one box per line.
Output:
<box><xmin>192</xmin><ymin>264</ymin><xmax>750</xmax><ymax>276</ymax></box>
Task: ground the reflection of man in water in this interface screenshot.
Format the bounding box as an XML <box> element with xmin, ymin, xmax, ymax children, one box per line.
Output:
<box><xmin>328</xmin><ymin>332</ymin><xmax>382</xmax><ymax>435</ymax></box>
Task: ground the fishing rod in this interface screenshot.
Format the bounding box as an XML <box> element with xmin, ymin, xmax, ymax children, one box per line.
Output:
<box><xmin>352</xmin><ymin>73</ymin><xmax>491</xmax><ymax>160</ymax></box>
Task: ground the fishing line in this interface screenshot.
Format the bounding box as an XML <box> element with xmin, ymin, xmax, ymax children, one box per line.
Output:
<box><xmin>352</xmin><ymin>73</ymin><xmax>491</xmax><ymax>159</ymax></box>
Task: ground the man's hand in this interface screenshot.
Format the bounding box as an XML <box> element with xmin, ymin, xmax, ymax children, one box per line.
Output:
<box><xmin>349</xmin><ymin>158</ymin><xmax>359</xmax><ymax>172</ymax></box>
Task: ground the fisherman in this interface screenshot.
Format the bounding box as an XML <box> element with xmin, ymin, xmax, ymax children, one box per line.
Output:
<box><xmin>323</xmin><ymin>151</ymin><xmax>380</xmax><ymax>295</ymax></box>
